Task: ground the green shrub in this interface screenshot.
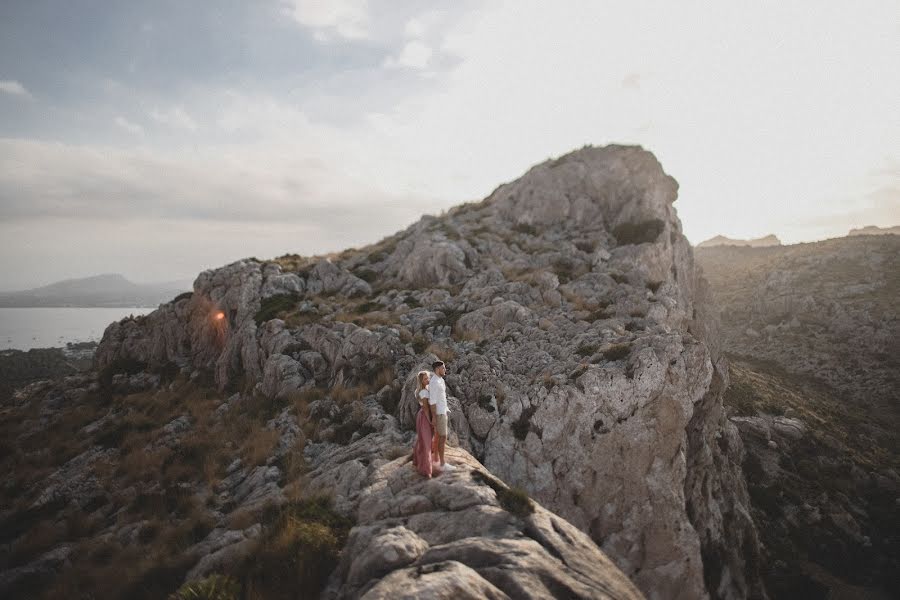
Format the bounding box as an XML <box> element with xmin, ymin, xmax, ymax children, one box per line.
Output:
<box><xmin>353</xmin><ymin>268</ymin><xmax>378</xmax><ymax>283</ymax></box>
<box><xmin>172</xmin><ymin>291</ymin><xmax>193</xmax><ymax>304</ymax></box>
<box><xmin>171</xmin><ymin>574</ymin><xmax>240</xmax><ymax>600</ymax></box>
<box><xmin>411</xmin><ymin>335</ymin><xmax>429</xmax><ymax>354</ymax></box>
<box><xmin>576</xmin><ymin>344</ymin><xmax>598</xmax><ymax>357</ymax></box>
<box><xmin>612</xmin><ymin>219</ymin><xmax>665</xmax><ymax>245</ymax></box>
<box><xmin>602</xmin><ymin>343</ymin><xmax>631</xmax><ymax>362</ymax></box>
<box><xmin>471</xmin><ymin>471</ymin><xmax>534</xmax><ymax>518</ymax></box>
<box><xmin>513</xmin><ymin>223</ymin><xmax>538</xmax><ymax>236</ymax></box>
<box><xmin>354</xmin><ymin>301</ymin><xmax>380</xmax><ymax>314</ymax></box>
<box><xmin>247</xmin><ymin>497</ymin><xmax>353</xmax><ymax>599</ymax></box>
<box><xmin>254</xmin><ymin>294</ymin><xmax>300</xmax><ymax>325</ymax></box>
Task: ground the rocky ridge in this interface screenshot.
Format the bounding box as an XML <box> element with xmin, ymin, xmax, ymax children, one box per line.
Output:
<box><xmin>3</xmin><ymin>144</ymin><xmax>764</xmax><ymax>599</ymax></box>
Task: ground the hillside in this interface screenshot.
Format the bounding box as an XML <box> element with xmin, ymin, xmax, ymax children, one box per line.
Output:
<box><xmin>696</xmin><ymin>234</ymin><xmax>781</xmax><ymax>248</ymax></box>
<box><xmin>2</xmin><ymin>145</ymin><xmax>763</xmax><ymax>599</ymax></box>
<box><xmin>696</xmin><ymin>235</ymin><xmax>900</xmax><ymax>597</ymax></box>
<box><xmin>695</xmin><ymin>235</ymin><xmax>899</xmax><ymax>410</ymax></box>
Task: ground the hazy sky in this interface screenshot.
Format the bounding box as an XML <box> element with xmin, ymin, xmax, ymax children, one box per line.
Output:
<box><xmin>1</xmin><ymin>1</ymin><xmax>897</xmax><ymax>290</ymax></box>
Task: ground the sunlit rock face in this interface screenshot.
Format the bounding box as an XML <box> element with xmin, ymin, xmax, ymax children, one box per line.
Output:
<box><xmin>97</xmin><ymin>144</ymin><xmax>765</xmax><ymax>599</ymax></box>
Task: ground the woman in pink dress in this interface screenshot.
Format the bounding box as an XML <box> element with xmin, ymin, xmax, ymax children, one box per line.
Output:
<box><xmin>412</xmin><ymin>370</ymin><xmax>440</xmax><ymax>477</ymax></box>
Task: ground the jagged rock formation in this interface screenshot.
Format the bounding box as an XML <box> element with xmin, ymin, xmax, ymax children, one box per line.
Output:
<box><xmin>91</xmin><ymin>144</ymin><xmax>765</xmax><ymax>599</ymax></box>
<box><xmin>696</xmin><ymin>235</ymin><xmax>900</xmax><ymax>598</ymax></box>
<box><xmin>696</xmin><ymin>235</ymin><xmax>781</xmax><ymax>248</ymax></box>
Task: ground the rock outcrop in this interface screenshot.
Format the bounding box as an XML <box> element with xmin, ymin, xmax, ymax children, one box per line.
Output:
<box><xmin>307</xmin><ymin>440</ymin><xmax>643</xmax><ymax>599</ymax></box>
<box><xmin>85</xmin><ymin>144</ymin><xmax>765</xmax><ymax>599</ymax></box>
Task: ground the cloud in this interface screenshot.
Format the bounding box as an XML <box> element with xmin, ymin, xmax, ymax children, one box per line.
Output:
<box><xmin>0</xmin><ymin>79</ymin><xmax>31</xmax><ymax>98</ymax></box>
<box><xmin>383</xmin><ymin>40</ymin><xmax>433</xmax><ymax>70</ymax></box>
<box><xmin>282</xmin><ymin>0</ymin><xmax>370</xmax><ymax>41</ymax></box>
<box><xmin>114</xmin><ymin>116</ymin><xmax>145</xmax><ymax>136</ymax></box>
<box><xmin>150</xmin><ymin>107</ymin><xmax>198</xmax><ymax>131</ymax></box>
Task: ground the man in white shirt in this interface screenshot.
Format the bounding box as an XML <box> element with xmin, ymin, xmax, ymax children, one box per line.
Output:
<box><xmin>428</xmin><ymin>360</ymin><xmax>453</xmax><ymax>470</ymax></box>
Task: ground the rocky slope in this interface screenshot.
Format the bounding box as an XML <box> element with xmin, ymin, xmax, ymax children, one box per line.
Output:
<box><xmin>97</xmin><ymin>144</ymin><xmax>766</xmax><ymax>598</ymax></box>
<box><xmin>0</xmin><ymin>366</ymin><xmax>642</xmax><ymax>600</ymax></box>
<box><xmin>2</xmin><ymin>144</ymin><xmax>764</xmax><ymax>599</ymax></box>
<box><xmin>696</xmin><ymin>235</ymin><xmax>899</xmax><ymax>598</ymax></box>
<box><xmin>695</xmin><ymin>235</ymin><xmax>899</xmax><ymax>412</ymax></box>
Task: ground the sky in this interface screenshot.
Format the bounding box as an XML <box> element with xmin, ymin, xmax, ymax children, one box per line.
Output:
<box><xmin>0</xmin><ymin>0</ymin><xmax>898</xmax><ymax>290</ymax></box>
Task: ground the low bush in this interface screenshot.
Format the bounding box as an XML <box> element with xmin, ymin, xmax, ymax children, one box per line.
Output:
<box><xmin>612</xmin><ymin>219</ymin><xmax>665</xmax><ymax>246</ymax></box>
<box><xmin>170</xmin><ymin>574</ymin><xmax>240</xmax><ymax>600</ymax></box>
<box><xmin>471</xmin><ymin>471</ymin><xmax>534</xmax><ymax>518</ymax></box>
<box><xmin>254</xmin><ymin>294</ymin><xmax>300</xmax><ymax>326</ymax></box>
<box><xmin>245</xmin><ymin>497</ymin><xmax>353</xmax><ymax>600</ymax></box>
<box><xmin>513</xmin><ymin>223</ymin><xmax>538</xmax><ymax>236</ymax></box>
<box><xmin>602</xmin><ymin>343</ymin><xmax>631</xmax><ymax>362</ymax></box>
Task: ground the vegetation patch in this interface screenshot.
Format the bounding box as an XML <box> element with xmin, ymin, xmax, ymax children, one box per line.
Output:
<box><xmin>513</xmin><ymin>223</ymin><xmax>538</xmax><ymax>236</ymax></box>
<box><xmin>612</xmin><ymin>219</ymin><xmax>665</xmax><ymax>245</ymax></box>
<box><xmin>352</xmin><ymin>268</ymin><xmax>378</xmax><ymax>284</ymax></box>
<box><xmin>602</xmin><ymin>343</ymin><xmax>631</xmax><ymax>362</ymax></box>
<box><xmin>254</xmin><ymin>293</ymin><xmax>301</xmax><ymax>326</ymax></box>
<box><xmin>240</xmin><ymin>496</ymin><xmax>353</xmax><ymax>600</ymax></box>
<box><xmin>171</xmin><ymin>574</ymin><xmax>240</xmax><ymax>600</ymax></box>
<box><xmin>575</xmin><ymin>344</ymin><xmax>598</xmax><ymax>357</ymax></box>
<box><xmin>172</xmin><ymin>291</ymin><xmax>193</xmax><ymax>304</ymax></box>
<box><xmin>471</xmin><ymin>470</ymin><xmax>534</xmax><ymax>518</ymax></box>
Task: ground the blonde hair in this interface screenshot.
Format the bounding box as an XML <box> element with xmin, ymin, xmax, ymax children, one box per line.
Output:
<box><xmin>415</xmin><ymin>370</ymin><xmax>430</xmax><ymax>396</ymax></box>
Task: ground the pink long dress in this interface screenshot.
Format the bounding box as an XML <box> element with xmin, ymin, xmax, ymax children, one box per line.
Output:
<box><xmin>412</xmin><ymin>405</ymin><xmax>436</xmax><ymax>477</ymax></box>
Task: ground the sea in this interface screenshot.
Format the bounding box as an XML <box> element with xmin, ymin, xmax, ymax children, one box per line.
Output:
<box><xmin>0</xmin><ymin>307</ymin><xmax>155</xmax><ymax>351</ymax></box>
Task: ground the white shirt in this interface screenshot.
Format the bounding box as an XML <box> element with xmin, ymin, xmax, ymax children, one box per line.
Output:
<box><xmin>427</xmin><ymin>374</ymin><xmax>449</xmax><ymax>415</ymax></box>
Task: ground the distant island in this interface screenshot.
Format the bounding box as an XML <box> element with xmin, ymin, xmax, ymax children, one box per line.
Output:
<box><xmin>696</xmin><ymin>234</ymin><xmax>782</xmax><ymax>248</ymax></box>
<box><xmin>0</xmin><ymin>273</ymin><xmax>191</xmax><ymax>308</ymax></box>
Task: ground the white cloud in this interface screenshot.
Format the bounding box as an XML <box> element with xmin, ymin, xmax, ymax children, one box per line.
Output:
<box><xmin>0</xmin><ymin>79</ymin><xmax>31</xmax><ymax>98</ymax></box>
<box><xmin>150</xmin><ymin>106</ymin><xmax>198</xmax><ymax>131</ymax></box>
<box><xmin>114</xmin><ymin>116</ymin><xmax>144</xmax><ymax>136</ymax></box>
<box><xmin>383</xmin><ymin>40</ymin><xmax>433</xmax><ymax>69</ymax></box>
<box><xmin>282</xmin><ymin>0</ymin><xmax>370</xmax><ymax>40</ymax></box>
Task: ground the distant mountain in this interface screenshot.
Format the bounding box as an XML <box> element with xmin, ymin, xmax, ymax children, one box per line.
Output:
<box><xmin>0</xmin><ymin>273</ymin><xmax>191</xmax><ymax>308</ymax></box>
<box><xmin>848</xmin><ymin>224</ymin><xmax>900</xmax><ymax>236</ymax></box>
<box><xmin>696</xmin><ymin>234</ymin><xmax>781</xmax><ymax>248</ymax></box>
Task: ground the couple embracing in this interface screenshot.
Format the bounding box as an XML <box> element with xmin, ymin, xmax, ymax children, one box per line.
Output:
<box><xmin>412</xmin><ymin>360</ymin><xmax>454</xmax><ymax>478</ymax></box>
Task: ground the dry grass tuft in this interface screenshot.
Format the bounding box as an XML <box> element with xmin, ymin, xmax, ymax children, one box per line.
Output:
<box><xmin>240</xmin><ymin>424</ymin><xmax>280</xmax><ymax>467</ymax></box>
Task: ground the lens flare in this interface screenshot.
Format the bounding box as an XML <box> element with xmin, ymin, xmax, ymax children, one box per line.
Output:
<box><xmin>214</xmin><ymin>311</ymin><xmax>225</xmax><ymax>321</ymax></box>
